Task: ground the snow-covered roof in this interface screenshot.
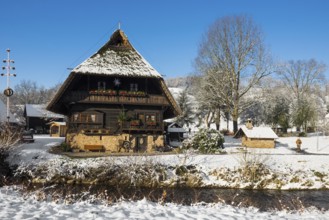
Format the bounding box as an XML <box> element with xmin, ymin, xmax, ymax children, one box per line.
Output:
<box><xmin>168</xmin><ymin>122</ymin><xmax>187</xmax><ymax>133</ymax></box>
<box><xmin>236</xmin><ymin>125</ymin><xmax>278</xmax><ymax>139</ymax></box>
<box><xmin>0</xmin><ymin>99</ymin><xmax>17</xmax><ymax>123</ymax></box>
<box><xmin>47</xmin><ymin>29</ymin><xmax>181</xmax><ymax>117</ymax></box>
<box><xmin>48</xmin><ymin>121</ymin><xmax>66</xmax><ymax>126</ymax></box>
<box><xmin>72</xmin><ymin>29</ymin><xmax>162</xmax><ymax>78</ymax></box>
<box><xmin>25</xmin><ymin>104</ymin><xmax>64</xmax><ymax>119</ymax></box>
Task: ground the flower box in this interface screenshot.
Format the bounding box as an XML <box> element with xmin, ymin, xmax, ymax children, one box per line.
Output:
<box><xmin>130</xmin><ymin>120</ymin><xmax>140</xmax><ymax>126</ymax></box>
<box><xmin>146</xmin><ymin>121</ymin><xmax>156</xmax><ymax>126</ymax></box>
<box><xmin>89</xmin><ymin>90</ymin><xmax>117</xmax><ymax>96</ymax></box>
<box><xmin>119</xmin><ymin>90</ymin><xmax>128</xmax><ymax>96</ymax></box>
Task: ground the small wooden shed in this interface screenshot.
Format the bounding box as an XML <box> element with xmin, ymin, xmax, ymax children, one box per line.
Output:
<box><xmin>49</xmin><ymin>122</ymin><xmax>67</xmax><ymax>137</ymax></box>
<box><xmin>234</xmin><ymin>120</ymin><xmax>278</xmax><ymax>148</ymax></box>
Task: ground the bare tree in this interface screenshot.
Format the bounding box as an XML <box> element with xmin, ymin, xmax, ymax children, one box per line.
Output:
<box><xmin>278</xmin><ymin>59</ymin><xmax>326</xmax><ymax>101</ymax></box>
<box><xmin>11</xmin><ymin>80</ymin><xmax>61</xmax><ymax>105</ymax></box>
<box><xmin>195</xmin><ymin>15</ymin><xmax>273</xmax><ymax>133</ymax></box>
<box><xmin>278</xmin><ymin>59</ymin><xmax>327</xmax><ymax>131</ymax></box>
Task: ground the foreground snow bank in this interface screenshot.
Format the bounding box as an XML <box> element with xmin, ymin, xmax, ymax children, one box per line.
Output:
<box><xmin>0</xmin><ymin>186</ymin><xmax>328</xmax><ymax>220</ymax></box>
<box><xmin>7</xmin><ymin>135</ymin><xmax>329</xmax><ymax>190</ymax></box>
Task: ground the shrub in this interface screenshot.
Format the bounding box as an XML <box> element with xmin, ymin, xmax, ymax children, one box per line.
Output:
<box><xmin>298</xmin><ymin>132</ymin><xmax>307</xmax><ymax>137</ymax></box>
<box><xmin>60</xmin><ymin>142</ymin><xmax>71</xmax><ymax>152</ymax></box>
<box><xmin>0</xmin><ymin>123</ymin><xmax>21</xmax><ymax>186</ymax></box>
<box><xmin>0</xmin><ymin>123</ymin><xmax>21</xmax><ymax>153</ymax></box>
<box><xmin>235</xmin><ymin>150</ymin><xmax>271</xmax><ymax>185</ymax></box>
<box><xmin>182</xmin><ymin>128</ymin><xmax>224</xmax><ymax>153</ymax></box>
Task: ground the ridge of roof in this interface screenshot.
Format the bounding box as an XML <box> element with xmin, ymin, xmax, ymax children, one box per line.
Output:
<box><xmin>237</xmin><ymin>125</ymin><xmax>278</xmax><ymax>139</ymax></box>
<box><xmin>71</xmin><ymin>29</ymin><xmax>162</xmax><ymax>78</ymax></box>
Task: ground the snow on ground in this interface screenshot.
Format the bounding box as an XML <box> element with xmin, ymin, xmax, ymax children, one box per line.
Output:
<box><xmin>6</xmin><ymin>135</ymin><xmax>64</xmax><ymax>166</ymax></box>
<box><xmin>2</xmin><ymin>135</ymin><xmax>329</xmax><ymax>219</ymax></box>
<box><xmin>6</xmin><ymin>135</ymin><xmax>329</xmax><ymax>189</ymax></box>
<box><xmin>0</xmin><ymin>186</ymin><xmax>328</xmax><ymax>220</ymax></box>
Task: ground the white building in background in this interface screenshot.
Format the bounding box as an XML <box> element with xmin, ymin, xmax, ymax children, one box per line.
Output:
<box><xmin>0</xmin><ymin>99</ymin><xmax>17</xmax><ymax>124</ymax></box>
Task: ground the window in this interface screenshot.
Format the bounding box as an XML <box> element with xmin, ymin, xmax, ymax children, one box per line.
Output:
<box><xmin>145</xmin><ymin>113</ymin><xmax>157</xmax><ymax>126</ymax></box>
<box><xmin>90</xmin><ymin>114</ymin><xmax>96</xmax><ymax>123</ymax></box>
<box><xmin>146</xmin><ymin>114</ymin><xmax>156</xmax><ymax>122</ymax></box>
<box><xmin>80</xmin><ymin>114</ymin><xmax>88</xmax><ymax>122</ymax></box>
<box><xmin>98</xmin><ymin>81</ymin><xmax>106</xmax><ymax>90</ymax></box>
<box><xmin>133</xmin><ymin>111</ymin><xmax>160</xmax><ymax>127</ymax></box>
<box><xmin>138</xmin><ymin>113</ymin><xmax>145</xmax><ymax>122</ymax></box>
<box><xmin>71</xmin><ymin>112</ymin><xmax>102</xmax><ymax>124</ymax></box>
<box><xmin>130</xmin><ymin>83</ymin><xmax>138</xmax><ymax>91</ymax></box>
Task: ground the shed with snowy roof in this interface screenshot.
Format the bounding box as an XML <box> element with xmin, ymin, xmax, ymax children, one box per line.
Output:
<box><xmin>47</xmin><ymin>29</ymin><xmax>181</xmax><ymax>152</ymax></box>
<box><xmin>24</xmin><ymin>104</ymin><xmax>65</xmax><ymax>134</ymax></box>
<box><xmin>234</xmin><ymin>119</ymin><xmax>278</xmax><ymax>148</ymax></box>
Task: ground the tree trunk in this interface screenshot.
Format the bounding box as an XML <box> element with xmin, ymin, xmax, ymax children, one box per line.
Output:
<box><xmin>232</xmin><ymin>106</ymin><xmax>239</xmax><ymax>133</ymax></box>
<box><xmin>215</xmin><ymin>108</ymin><xmax>221</xmax><ymax>131</ymax></box>
<box><xmin>216</xmin><ymin>122</ymin><xmax>220</xmax><ymax>131</ymax></box>
<box><xmin>233</xmin><ymin>120</ymin><xmax>238</xmax><ymax>134</ymax></box>
<box><xmin>205</xmin><ymin>111</ymin><xmax>212</xmax><ymax>128</ymax></box>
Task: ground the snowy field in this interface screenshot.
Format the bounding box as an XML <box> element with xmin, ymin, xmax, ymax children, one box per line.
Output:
<box><xmin>2</xmin><ymin>135</ymin><xmax>329</xmax><ymax>219</ymax></box>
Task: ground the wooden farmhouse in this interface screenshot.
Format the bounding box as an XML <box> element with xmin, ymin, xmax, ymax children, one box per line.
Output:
<box><xmin>234</xmin><ymin>120</ymin><xmax>278</xmax><ymax>148</ymax></box>
<box><xmin>47</xmin><ymin>29</ymin><xmax>181</xmax><ymax>152</ymax></box>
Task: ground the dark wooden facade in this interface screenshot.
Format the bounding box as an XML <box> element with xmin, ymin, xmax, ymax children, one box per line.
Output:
<box><xmin>65</xmin><ymin>75</ymin><xmax>170</xmax><ymax>135</ymax></box>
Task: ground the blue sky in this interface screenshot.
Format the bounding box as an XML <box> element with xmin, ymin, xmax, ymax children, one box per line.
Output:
<box><xmin>1</xmin><ymin>0</ymin><xmax>329</xmax><ymax>89</ymax></box>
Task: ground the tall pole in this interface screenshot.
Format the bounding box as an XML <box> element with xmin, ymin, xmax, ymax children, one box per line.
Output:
<box><xmin>1</xmin><ymin>49</ymin><xmax>16</xmax><ymax>123</ymax></box>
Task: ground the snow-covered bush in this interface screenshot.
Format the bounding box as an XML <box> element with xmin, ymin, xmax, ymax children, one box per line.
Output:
<box><xmin>235</xmin><ymin>150</ymin><xmax>271</xmax><ymax>186</ymax></box>
<box><xmin>0</xmin><ymin>123</ymin><xmax>21</xmax><ymax>186</ymax></box>
<box><xmin>182</xmin><ymin>128</ymin><xmax>224</xmax><ymax>153</ymax></box>
<box><xmin>0</xmin><ymin>123</ymin><xmax>21</xmax><ymax>152</ymax></box>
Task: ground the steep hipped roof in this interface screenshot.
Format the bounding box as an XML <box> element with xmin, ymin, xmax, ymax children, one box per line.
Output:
<box><xmin>47</xmin><ymin>29</ymin><xmax>181</xmax><ymax>117</ymax></box>
<box><xmin>234</xmin><ymin>126</ymin><xmax>278</xmax><ymax>139</ymax></box>
<box><xmin>72</xmin><ymin>29</ymin><xmax>162</xmax><ymax>78</ymax></box>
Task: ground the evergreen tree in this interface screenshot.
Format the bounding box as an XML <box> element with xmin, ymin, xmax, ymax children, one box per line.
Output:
<box><xmin>176</xmin><ymin>89</ymin><xmax>194</xmax><ymax>128</ymax></box>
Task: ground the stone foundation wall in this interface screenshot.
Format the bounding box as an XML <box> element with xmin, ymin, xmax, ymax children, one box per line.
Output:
<box><xmin>66</xmin><ymin>132</ymin><xmax>164</xmax><ymax>152</ymax></box>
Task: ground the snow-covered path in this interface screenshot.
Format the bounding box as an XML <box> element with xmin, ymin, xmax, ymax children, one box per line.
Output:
<box><xmin>7</xmin><ymin>135</ymin><xmax>64</xmax><ymax>166</ymax></box>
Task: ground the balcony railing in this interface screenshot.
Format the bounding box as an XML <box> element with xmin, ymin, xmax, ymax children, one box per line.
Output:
<box><xmin>64</xmin><ymin>91</ymin><xmax>169</xmax><ymax>106</ymax></box>
<box><xmin>121</xmin><ymin>121</ymin><xmax>162</xmax><ymax>132</ymax></box>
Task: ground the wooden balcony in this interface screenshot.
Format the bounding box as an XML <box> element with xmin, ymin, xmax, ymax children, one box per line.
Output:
<box><xmin>64</xmin><ymin>91</ymin><xmax>170</xmax><ymax>106</ymax></box>
<box><xmin>121</xmin><ymin>121</ymin><xmax>163</xmax><ymax>132</ymax></box>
